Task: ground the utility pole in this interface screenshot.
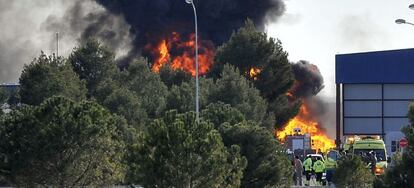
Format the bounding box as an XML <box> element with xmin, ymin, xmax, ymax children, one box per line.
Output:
<box><xmin>56</xmin><ymin>32</ymin><xmax>59</xmax><ymax>57</ymax></box>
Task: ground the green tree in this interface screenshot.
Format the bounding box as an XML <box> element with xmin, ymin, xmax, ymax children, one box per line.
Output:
<box><xmin>0</xmin><ymin>88</ymin><xmax>5</xmax><ymax>117</ymax></box>
<box><xmin>374</xmin><ymin>104</ymin><xmax>414</xmax><ymax>187</ymax></box>
<box><xmin>19</xmin><ymin>53</ymin><xmax>87</xmax><ymax>105</ymax></box>
<box><xmin>96</xmin><ymin>79</ymin><xmax>148</xmax><ymax>127</ymax></box>
<box><xmin>211</xmin><ymin>20</ymin><xmax>298</xmax><ymax>128</ymax></box>
<box><xmin>208</xmin><ymin>64</ymin><xmax>268</xmax><ymax>126</ymax></box>
<box><xmin>0</xmin><ymin>87</ymin><xmax>7</xmax><ymax>104</ymax></box>
<box><xmin>159</xmin><ymin>64</ymin><xmax>192</xmax><ymax>88</ymax></box>
<box><xmin>219</xmin><ymin>122</ymin><xmax>293</xmax><ymax>187</ymax></box>
<box><xmin>129</xmin><ymin>111</ymin><xmax>246</xmax><ymax>187</ymax></box>
<box><xmin>201</xmin><ymin>102</ymin><xmax>246</xmax><ymax>129</ymax></box>
<box><xmin>165</xmin><ymin>77</ymin><xmax>214</xmax><ymax>114</ymax></box>
<box><xmin>0</xmin><ymin>97</ymin><xmax>126</xmax><ymax>186</ymax></box>
<box><xmin>0</xmin><ymin>87</ymin><xmax>7</xmax><ymax>116</ymax></box>
<box><xmin>120</xmin><ymin>58</ymin><xmax>168</xmax><ymax>118</ymax></box>
<box><xmin>211</xmin><ymin>19</ymin><xmax>276</xmax><ymax>78</ymax></box>
<box><xmin>68</xmin><ymin>38</ymin><xmax>118</xmax><ymax>97</ymax></box>
<box><xmin>333</xmin><ymin>156</ymin><xmax>374</xmax><ymax>188</ymax></box>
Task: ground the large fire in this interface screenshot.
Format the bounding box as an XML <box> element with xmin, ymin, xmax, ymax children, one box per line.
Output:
<box><xmin>276</xmin><ymin>102</ymin><xmax>335</xmax><ymax>152</ymax></box>
<box><xmin>146</xmin><ymin>32</ymin><xmax>215</xmax><ymax>76</ymax></box>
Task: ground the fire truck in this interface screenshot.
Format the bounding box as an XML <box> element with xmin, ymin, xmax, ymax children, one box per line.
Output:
<box><xmin>285</xmin><ymin>128</ymin><xmax>316</xmax><ymax>160</ymax></box>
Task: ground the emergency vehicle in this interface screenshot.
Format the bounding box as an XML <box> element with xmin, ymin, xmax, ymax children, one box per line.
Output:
<box><xmin>343</xmin><ymin>136</ymin><xmax>390</xmax><ymax>175</ymax></box>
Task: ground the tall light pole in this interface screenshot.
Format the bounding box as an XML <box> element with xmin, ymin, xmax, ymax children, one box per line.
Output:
<box><xmin>186</xmin><ymin>0</ymin><xmax>199</xmax><ymax>123</ymax></box>
<box><xmin>395</xmin><ymin>18</ymin><xmax>414</xmax><ymax>26</ymax></box>
<box><xmin>395</xmin><ymin>4</ymin><xmax>414</xmax><ymax>26</ymax></box>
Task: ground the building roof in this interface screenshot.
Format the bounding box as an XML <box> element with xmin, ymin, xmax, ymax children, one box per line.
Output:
<box><xmin>336</xmin><ymin>48</ymin><xmax>414</xmax><ymax>84</ymax></box>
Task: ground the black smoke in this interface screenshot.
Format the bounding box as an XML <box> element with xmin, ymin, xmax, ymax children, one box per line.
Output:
<box><xmin>43</xmin><ymin>0</ymin><xmax>133</xmax><ymax>59</ymax></box>
<box><xmin>291</xmin><ymin>60</ymin><xmax>324</xmax><ymax>98</ymax></box>
<box><xmin>290</xmin><ymin>60</ymin><xmax>330</xmax><ymax>134</ymax></box>
<box><xmin>94</xmin><ymin>0</ymin><xmax>285</xmax><ymax>62</ymax></box>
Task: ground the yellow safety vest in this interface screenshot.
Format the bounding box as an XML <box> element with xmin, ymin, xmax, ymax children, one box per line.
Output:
<box><xmin>325</xmin><ymin>158</ymin><xmax>337</xmax><ymax>169</ymax></box>
<box><xmin>313</xmin><ymin>160</ymin><xmax>325</xmax><ymax>173</ymax></box>
<box><xmin>303</xmin><ymin>158</ymin><xmax>313</xmax><ymax>171</ymax></box>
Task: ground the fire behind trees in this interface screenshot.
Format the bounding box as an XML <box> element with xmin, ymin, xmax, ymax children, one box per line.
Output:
<box><xmin>0</xmin><ymin>22</ymin><xmax>295</xmax><ymax>187</ymax></box>
<box><xmin>0</xmin><ymin>14</ymin><xmax>334</xmax><ymax>187</ymax></box>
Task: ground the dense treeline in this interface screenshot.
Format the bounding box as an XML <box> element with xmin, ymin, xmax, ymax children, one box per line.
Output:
<box><xmin>0</xmin><ymin>21</ymin><xmax>295</xmax><ymax>187</ymax></box>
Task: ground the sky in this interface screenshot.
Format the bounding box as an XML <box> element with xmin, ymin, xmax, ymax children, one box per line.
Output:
<box><xmin>268</xmin><ymin>0</ymin><xmax>414</xmax><ymax>99</ymax></box>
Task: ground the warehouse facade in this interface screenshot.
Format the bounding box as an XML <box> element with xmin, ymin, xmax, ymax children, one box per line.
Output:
<box><xmin>336</xmin><ymin>48</ymin><xmax>414</xmax><ymax>155</ymax></box>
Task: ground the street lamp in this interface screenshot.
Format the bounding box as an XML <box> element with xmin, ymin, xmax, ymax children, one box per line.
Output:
<box><xmin>395</xmin><ymin>4</ymin><xmax>414</xmax><ymax>26</ymax></box>
<box><xmin>185</xmin><ymin>0</ymin><xmax>200</xmax><ymax>123</ymax></box>
<box><xmin>395</xmin><ymin>18</ymin><xmax>414</xmax><ymax>26</ymax></box>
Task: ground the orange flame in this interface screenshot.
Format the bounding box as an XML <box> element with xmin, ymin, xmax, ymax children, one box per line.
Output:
<box><xmin>147</xmin><ymin>32</ymin><xmax>215</xmax><ymax>76</ymax></box>
<box><xmin>249</xmin><ymin>68</ymin><xmax>261</xmax><ymax>80</ymax></box>
<box><xmin>276</xmin><ymin>103</ymin><xmax>335</xmax><ymax>152</ymax></box>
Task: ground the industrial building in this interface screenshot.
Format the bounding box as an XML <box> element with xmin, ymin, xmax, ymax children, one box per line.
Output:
<box><xmin>336</xmin><ymin>48</ymin><xmax>414</xmax><ymax>155</ymax></box>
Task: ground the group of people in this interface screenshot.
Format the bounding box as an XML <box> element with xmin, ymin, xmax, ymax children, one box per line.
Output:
<box><xmin>293</xmin><ymin>155</ymin><xmax>332</xmax><ymax>186</ymax></box>
<box><xmin>360</xmin><ymin>151</ymin><xmax>377</xmax><ymax>174</ymax></box>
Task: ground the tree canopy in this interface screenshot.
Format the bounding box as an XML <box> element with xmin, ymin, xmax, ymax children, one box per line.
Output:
<box><xmin>374</xmin><ymin>104</ymin><xmax>414</xmax><ymax>188</ymax></box>
<box><xmin>19</xmin><ymin>53</ymin><xmax>87</xmax><ymax>105</ymax></box>
<box><xmin>333</xmin><ymin>156</ymin><xmax>374</xmax><ymax>188</ymax></box>
<box><xmin>210</xmin><ymin>20</ymin><xmax>299</xmax><ymax>128</ymax></box>
<box><xmin>95</xmin><ymin>79</ymin><xmax>148</xmax><ymax>127</ymax></box>
<box><xmin>219</xmin><ymin>122</ymin><xmax>293</xmax><ymax>187</ymax></box>
<box><xmin>68</xmin><ymin>38</ymin><xmax>118</xmax><ymax>97</ymax></box>
<box><xmin>0</xmin><ymin>97</ymin><xmax>126</xmax><ymax>186</ymax></box>
<box><xmin>120</xmin><ymin>58</ymin><xmax>168</xmax><ymax>118</ymax></box>
<box><xmin>128</xmin><ymin>111</ymin><xmax>246</xmax><ymax>187</ymax></box>
<box><xmin>208</xmin><ymin>64</ymin><xmax>268</xmax><ymax>125</ymax></box>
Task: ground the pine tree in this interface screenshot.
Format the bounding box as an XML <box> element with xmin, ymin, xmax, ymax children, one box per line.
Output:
<box><xmin>19</xmin><ymin>53</ymin><xmax>87</xmax><ymax>105</ymax></box>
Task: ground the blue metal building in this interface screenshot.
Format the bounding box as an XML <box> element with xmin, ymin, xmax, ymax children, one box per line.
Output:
<box><xmin>336</xmin><ymin>48</ymin><xmax>414</xmax><ymax>155</ymax></box>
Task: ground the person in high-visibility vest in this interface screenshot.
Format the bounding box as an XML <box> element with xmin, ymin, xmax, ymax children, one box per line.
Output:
<box><xmin>302</xmin><ymin>156</ymin><xmax>313</xmax><ymax>186</ymax></box>
<box><xmin>324</xmin><ymin>156</ymin><xmax>337</xmax><ymax>183</ymax></box>
<box><xmin>313</xmin><ymin>157</ymin><xmax>326</xmax><ymax>186</ymax></box>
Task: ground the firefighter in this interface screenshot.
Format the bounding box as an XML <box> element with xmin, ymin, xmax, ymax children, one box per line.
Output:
<box><xmin>313</xmin><ymin>156</ymin><xmax>326</xmax><ymax>186</ymax></box>
<box><xmin>303</xmin><ymin>155</ymin><xmax>313</xmax><ymax>186</ymax></box>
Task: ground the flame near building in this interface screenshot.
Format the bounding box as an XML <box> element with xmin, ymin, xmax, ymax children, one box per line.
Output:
<box><xmin>276</xmin><ymin>101</ymin><xmax>335</xmax><ymax>152</ymax></box>
<box><xmin>276</xmin><ymin>61</ymin><xmax>336</xmax><ymax>152</ymax></box>
<box><xmin>147</xmin><ymin>41</ymin><xmax>335</xmax><ymax>152</ymax></box>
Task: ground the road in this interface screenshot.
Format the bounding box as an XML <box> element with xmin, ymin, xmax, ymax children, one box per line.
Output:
<box><xmin>291</xmin><ymin>176</ymin><xmax>336</xmax><ymax>187</ymax></box>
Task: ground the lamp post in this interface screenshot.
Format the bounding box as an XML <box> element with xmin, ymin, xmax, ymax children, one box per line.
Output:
<box><xmin>395</xmin><ymin>18</ymin><xmax>414</xmax><ymax>26</ymax></box>
<box><xmin>185</xmin><ymin>0</ymin><xmax>199</xmax><ymax>123</ymax></box>
<box><xmin>395</xmin><ymin>4</ymin><xmax>414</xmax><ymax>26</ymax></box>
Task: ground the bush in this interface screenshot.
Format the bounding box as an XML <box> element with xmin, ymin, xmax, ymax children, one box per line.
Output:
<box><xmin>333</xmin><ymin>155</ymin><xmax>374</xmax><ymax>188</ymax></box>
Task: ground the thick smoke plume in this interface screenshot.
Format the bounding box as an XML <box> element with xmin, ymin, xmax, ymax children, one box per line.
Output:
<box><xmin>95</xmin><ymin>0</ymin><xmax>286</xmax><ymax>61</ymax></box>
<box><xmin>0</xmin><ymin>0</ymin><xmax>285</xmax><ymax>82</ymax></box>
<box><xmin>290</xmin><ymin>60</ymin><xmax>331</xmax><ymax>135</ymax></box>
<box><xmin>291</xmin><ymin>60</ymin><xmax>324</xmax><ymax>98</ymax></box>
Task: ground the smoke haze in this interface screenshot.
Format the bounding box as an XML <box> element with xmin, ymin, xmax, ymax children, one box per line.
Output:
<box><xmin>0</xmin><ymin>0</ymin><xmax>285</xmax><ymax>83</ymax></box>
<box><xmin>0</xmin><ymin>0</ymin><xmax>132</xmax><ymax>83</ymax></box>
